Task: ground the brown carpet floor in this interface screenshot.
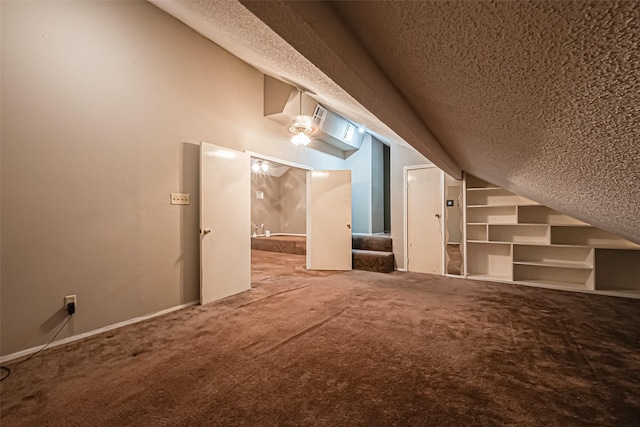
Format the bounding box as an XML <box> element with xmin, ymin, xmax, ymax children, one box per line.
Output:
<box><xmin>2</xmin><ymin>250</ymin><xmax>640</xmax><ymax>426</ymax></box>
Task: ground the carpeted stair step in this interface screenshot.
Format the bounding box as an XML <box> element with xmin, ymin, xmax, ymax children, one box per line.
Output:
<box><xmin>251</xmin><ymin>237</ymin><xmax>306</xmax><ymax>255</ymax></box>
<box><xmin>352</xmin><ymin>249</ymin><xmax>394</xmax><ymax>273</ymax></box>
<box><xmin>352</xmin><ymin>235</ymin><xmax>393</xmax><ymax>252</ymax></box>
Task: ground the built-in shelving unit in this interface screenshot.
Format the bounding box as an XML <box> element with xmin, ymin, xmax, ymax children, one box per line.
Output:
<box><xmin>465</xmin><ymin>174</ymin><xmax>640</xmax><ymax>298</ymax></box>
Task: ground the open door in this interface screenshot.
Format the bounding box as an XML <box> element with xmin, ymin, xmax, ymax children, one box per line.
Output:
<box><xmin>200</xmin><ymin>142</ymin><xmax>250</xmax><ymax>304</ymax></box>
<box><xmin>307</xmin><ymin>170</ymin><xmax>352</xmax><ymax>270</ymax></box>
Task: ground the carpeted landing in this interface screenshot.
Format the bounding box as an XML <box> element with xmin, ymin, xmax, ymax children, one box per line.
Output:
<box><xmin>2</xmin><ymin>250</ymin><xmax>640</xmax><ymax>426</ymax></box>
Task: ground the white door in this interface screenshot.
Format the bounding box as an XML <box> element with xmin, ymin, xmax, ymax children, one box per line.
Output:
<box><xmin>406</xmin><ymin>167</ymin><xmax>443</xmax><ymax>274</ymax></box>
<box><xmin>200</xmin><ymin>142</ymin><xmax>251</xmax><ymax>304</ymax></box>
<box><xmin>307</xmin><ymin>170</ymin><xmax>352</xmax><ymax>270</ymax></box>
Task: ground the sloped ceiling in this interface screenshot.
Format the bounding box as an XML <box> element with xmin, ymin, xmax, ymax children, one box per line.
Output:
<box><xmin>151</xmin><ymin>1</ymin><xmax>640</xmax><ymax>244</ymax></box>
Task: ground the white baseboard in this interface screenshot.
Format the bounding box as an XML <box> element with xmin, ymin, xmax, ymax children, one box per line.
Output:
<box><xmin>0</xmin><ymin>301</ymin><xmax>199</xmax><ymax>364</ymax></box>
<box><xmin>396</xmin><ymin>268</ymin><xmax>407</xmax><ymax>272</ymax></box>
<box><xmin>251</xmin><ymin>233</ymin><xmax>306</xmax><ymax>237</ymax></box>
<box><xmin>444</xmin><ymin>273</ymin><xmax>464</xmax><ymax>278</ymax></box>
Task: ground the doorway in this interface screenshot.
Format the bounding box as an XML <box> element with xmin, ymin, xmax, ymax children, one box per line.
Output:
<box><xmin>383</xmin><ymin>144</ymin><xmax>391</xmax><ymax>234</ymax></box>
<box><xmin>443</xmin><ymin>173</ymin><xmax>464</xmax><ymax>276</ymax></box>
<box><xmin>248</xmin><ymin>154</ymin><xmax>310</xmax><ymax>287</ymax></box>
<box><xmin>200</xmin><ymin>144</ymin><xmax>354</xmax><ymax>305</ymax></box>
<box><xmin>405</xmin><ymin>166</ymin><xmax>443</xmax><ymax>275</ymax></box>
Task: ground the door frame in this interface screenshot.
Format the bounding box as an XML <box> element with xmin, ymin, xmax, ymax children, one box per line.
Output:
<box><xmin>442</xmin><ymin>172</ymin><xmax>468</xmax><ymax>279</ymax></box>
<box><xmin>245</xmin><ymin>151</ymin><xmax>313</xmax><ymax>240</ymax></box>
<box><xmin>245</xmin><ymin>150</ymin><xmax>312</xmax><ymax>238</ymax></box>
<box><xmin>403</xmin><ymin>165</ymin><xmax>445</xmax><ymax>274</ymax></box>
<box><xmin>200</xmin><ymin>146</ymin><xmax>313</xmax><ymax>302</ymax></box>
<box><xmin>245</xmin><ymin>151</ymin><xmax>313</xmax><ymax>172</ymax></box>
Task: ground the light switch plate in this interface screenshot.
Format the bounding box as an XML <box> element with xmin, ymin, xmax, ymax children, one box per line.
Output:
<box><xmin>171</xmin><ymin>193</ymin><xmax>190</xmax><ymax>205</ymax></box>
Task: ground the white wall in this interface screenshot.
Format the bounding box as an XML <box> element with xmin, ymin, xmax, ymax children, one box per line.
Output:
<box><xmin>0</xmin><ymin>1</ymin><xmax>345</xmax><ymax>356</ymax></box>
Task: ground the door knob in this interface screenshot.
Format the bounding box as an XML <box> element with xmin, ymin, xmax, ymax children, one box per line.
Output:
<box><xmin>347</xmin><ymin>224</ymin><xmax>351</xmax><ymax>229</ymax></box>
<box><xmin>201</xmin><ymin>228</ymin><xmax>211</xmax><ymax>235</ymax></box>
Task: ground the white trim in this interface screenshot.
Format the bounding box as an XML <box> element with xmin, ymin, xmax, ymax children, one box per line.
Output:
<box><xmin>462</xmin><ymin>172</ymin><xmax>468</xmax><ymax>277</ymax></box>
<box><xmin>244</xmin><ymin>150</ymin><xmax>313</xmax><ymax>171</ymax></box>
<box><xmin>440</xmin><ymin>170</ymin><xmax>445</xmax><ymax>276</ymax></box>
<box><xmin>467</xmin><ymin>276</ymin><xmax>640</xmax><ymax>300</ymax></box>
<box><xmin>442</xmin><ymin>173</ymin><xmax>465</xmax><ymax>278</ymax></box>
<box><xmin>0</xmin><ymin>301</ymin><xmax>199</xmax><ymax>364</ymax></box>
<box><xmin>396</xmin><ymin>267</ymin><xmax>408</xmax><ymax>272</ymax></box>
<box><xmin>404</xmin><ymin>164</ymin><xmax>435</xmax><ymax>172</ymax></box>
<box><xmin>306</xmin><ymin>170</ymin><xmax>312</xmax><ymax>269</ymax></box>
<box><xmin>251</xmin><ymin>233</ymin><xmax>306</xmax><ymax>237</ymax></box>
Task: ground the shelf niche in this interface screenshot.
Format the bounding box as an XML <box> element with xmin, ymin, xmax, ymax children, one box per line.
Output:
<box><xmin>464</xmin><ymin>173</ymin><xmax>640</xmax><ymax>298</ymax></box>
<box><xmin>467</xmin><ymin>224</ymin><xmax>487</xmax><ymax>241</ymax></box>
<box><xmin>488</xmin><ymin>225</ymin><xmax>550</xmax><ymax>244</ymax></box>
<box><xmin>467</xmin><ymin>188</ymin><xmax>536</xmax><ymax>207</ymax></box>
<box><xmin>513</xmin><ymin>245</ymin><xmax>593</xmax><ymax>268</ymax></box>
<box><xmin>517</xmin><ymin>206</ymin><xmax>587</xmax><ymax>225</ymax></box>
<box><xmin>467</xmin><ymin>206</ymin><xmax>516</xmax><ymax>224</ymax></box>
<box><xmin>513</xmin><ymin>264</ymin><xmax>594</xmax><ymax>290</ymax></box>
<box><xmin>467</xmin><ymin>242</ymin><xmax>512</xmax><ymax>281</ymax></box>
<box><xmin>466</xmin><ymin>175</ymin><xmax>498</xmax><ymax>189</ymax></box>
<box><xmin>595</xmin><ymin>249</ymin><xmax>640</xmax><ymax>292</ymax></box>
<box><xmin>551</xmin><ymin>226</ymin><xmax>640</xmax><ymax>249</ymax></box>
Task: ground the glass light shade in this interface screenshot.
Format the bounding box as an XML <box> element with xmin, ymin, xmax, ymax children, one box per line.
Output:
<box><xmin>291</xmin><ymin>133</ymin><xmax>311</xmax><ymax>146</ymax></box>
<box><xmin>289</xmin><ymin>116</ymin><xmax>313</xmax><ymax>134</ymax></box>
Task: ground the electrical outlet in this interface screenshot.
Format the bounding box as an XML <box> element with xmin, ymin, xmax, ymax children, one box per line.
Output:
<box><xmin>170</xmin><ymin>193</ymin><xmax>190</xmax><ymax>205</ymax></box>
<box><xmin>64</xmin><ymin>295</ymin><xmax>77</xmax><ymax>309</ymax></box>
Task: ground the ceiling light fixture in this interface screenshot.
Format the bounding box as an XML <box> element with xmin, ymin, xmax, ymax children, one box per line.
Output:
<box><xmin>251</xmin><ymin>160</ymin><xmax>269</xmax><ymax>173</ymax></box>
<box><xmin>291</xmin><ymin>132</ymin><xmax>310</xmax><ymax>146</ymax></box>
<box><xmin>290</xmin><ymin>89</ymin><xmax>312</xmax><ymax>146</ymax></box>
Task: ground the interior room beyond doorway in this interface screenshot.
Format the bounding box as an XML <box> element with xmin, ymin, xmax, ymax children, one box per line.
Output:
<box><xmin>250</xmin><ymin>156</ymin><xmax>309</xmax><ymax>285</ymax></box>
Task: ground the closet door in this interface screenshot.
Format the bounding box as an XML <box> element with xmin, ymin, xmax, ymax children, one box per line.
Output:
<box><xmin>406</xmin><ymin>167</ymin><xmax>443</xmax><ymax>274</ymax></box>
<box><xmin>306</xmin><ymin>170</ymin><xmax>352</xmax><ymax>270</ymax></box>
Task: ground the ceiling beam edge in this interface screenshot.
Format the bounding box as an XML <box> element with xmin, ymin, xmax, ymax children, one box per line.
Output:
<box><xmin>241</xmin><ymin>1</ymin><xmax>462</xmax><ymax>179</ymax></box>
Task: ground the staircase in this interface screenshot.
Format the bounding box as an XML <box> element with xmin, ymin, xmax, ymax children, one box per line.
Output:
<box><xmin>352</xmin><ymin>235</ymin><xmax>395</xmax><ymax>273</ymax></box>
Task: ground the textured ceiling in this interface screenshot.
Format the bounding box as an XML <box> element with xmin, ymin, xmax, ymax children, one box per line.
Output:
<box><xmin>152</xmin><ymin>1</ymin><xmax>639</xmax><ymax>244</ymax></box>
<box><xmin>323</xmin><ymin>0</ymin><xmax>640</xmax><ymax>244</ymax></box>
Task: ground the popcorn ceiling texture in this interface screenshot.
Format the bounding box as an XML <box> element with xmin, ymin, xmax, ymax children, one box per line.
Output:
<box><xmin>326</xmin><ymin>0</ymin><xmax>640</xmax><ymax>244</ymax></box>
<box><xmin>152</xmin><ymin>1</ymin><xmax>640</xmax><ymax>244</ymax></box>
